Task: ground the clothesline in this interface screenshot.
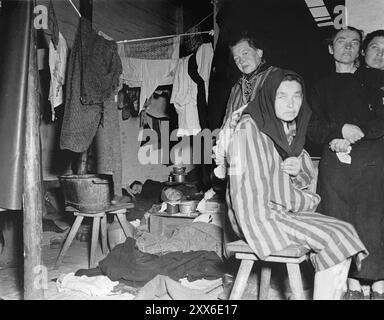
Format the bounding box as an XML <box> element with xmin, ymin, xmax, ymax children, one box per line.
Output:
<box><xmin>68</xmin><ymin>0</ymin><xmax>81</xmax><ymax>17</ymax></box>
<box><xmin>116</xmin><ymin>30</ymin><xmax>214</xmax><ymax>44</ymax></box>
<box><xmin>65</xmin><ymin>0</ymin><xmax>214</xmax><ymax>45</ymax></box>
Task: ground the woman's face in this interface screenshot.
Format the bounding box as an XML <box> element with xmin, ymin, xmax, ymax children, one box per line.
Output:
<box><xmin>329</xmin><ymin>29</ymin><xmax>361</xmax><ymax>66</ymax></box>
<box><xmin>231</xmin><ymin>40</ymin><xmax>263</xmax><ymax>75</ymax></box>
<box><xmin>363</xmin><ymin>36</ymin><xmax>384</xmax><ymax>70</ymax></box>
<box><xmin>275</xmin><ymin>80</ymin><xmax>303</xmax><ymax>122</ymax></box>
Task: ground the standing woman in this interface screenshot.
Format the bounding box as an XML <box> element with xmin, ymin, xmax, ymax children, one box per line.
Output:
<box><xmin>354</xmin><ymin>29</ymin><xmax>384</xmax><ymax>299</ymax></box>
<box><xmin>307</xmin><ymin>27</ymin><xmax>384</xmax><ymax>299</ymax></box>
<box><xmin>221</xmin><ymin>32</ymin><xmax>279</xmax><ymax>127</ymax></box>
<box><xmin>356</xmin><ymin>30</ymin><xmax>384</xmax><ymax>111</ymax></box>
<box><xmin>213</xmin><ymin>32</ymin><xmax>279</xmax><ymax>181</ymax></box>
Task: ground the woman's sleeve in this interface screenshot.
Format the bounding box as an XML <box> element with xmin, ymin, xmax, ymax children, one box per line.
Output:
<box><xmin>307</xmin><ymin>85</ymin><xmax>343</xmax><ymax>144</ymax></box>
<box><xmin>228</xmin><ymin>118</ymin><xmax>290</xmax><ymax>258</ymax></box>
<box><xmin>290</xmin><ymin>150</ymin><xmax>317</xmax><ymax>190</ymax></box>
<box><xmin>358</xmin><ymin>96</ymin><xmax>384</xmax><ymax>140</ymax></box>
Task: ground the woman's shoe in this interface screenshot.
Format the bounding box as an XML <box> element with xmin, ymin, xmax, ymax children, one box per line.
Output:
<box><xmin>343</xmin><ymin>290</ymin><xmax>364</xmax><ymax>300</ymax></box>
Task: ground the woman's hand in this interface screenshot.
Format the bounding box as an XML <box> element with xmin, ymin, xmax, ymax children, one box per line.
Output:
<box><xmin>342</xmin><ymin>124</ymin><xmax>364</xmax><ymax>143</ymax></box>
<box><xmin>281</xmin><ymin>157</ymin><xmax>301</xmax><ymax>176</ymax></box>
<box><xmin>329</xmin><ymin>139</ymin><xmax>351</xmax><ymax>153</ymax></box>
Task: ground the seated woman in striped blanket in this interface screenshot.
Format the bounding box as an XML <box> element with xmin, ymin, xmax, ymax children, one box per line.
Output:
<box><xmin>213</xmin><ymin>68</ymin><xmax>368</xmax><ymax>299</ymax></box>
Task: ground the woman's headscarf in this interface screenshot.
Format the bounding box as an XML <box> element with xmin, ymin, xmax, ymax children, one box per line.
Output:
<box><xmin>242</xmin><ymin>69</ymin><xmax>311</xmax><ymax>160</ymax></box>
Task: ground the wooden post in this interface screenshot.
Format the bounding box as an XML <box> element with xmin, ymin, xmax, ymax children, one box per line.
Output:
<box><xmin>212</xmin><ymin>0</ymin><xmax>221</xmax><ymax>49</ymax></box>
<box><xmin>77</xmin><ymin>0</ymin><xmax>93</xmax><ymax>175</ymax></box>
<box><xmin>80</xmin><ymin>0</ymin><xmax>93</xmax><ymax>23</ymax></box>
<box><xmin>23</xmin><ymin>23</ymin><xmax>45</xmax><ymax>300</ymax></box>
<box><xmin>175</xmin><ymin>3</ymin><xmax>184</xmax><ymax>35</ymax></box>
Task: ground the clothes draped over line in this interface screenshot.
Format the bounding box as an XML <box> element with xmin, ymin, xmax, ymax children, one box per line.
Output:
<box><xmin>117</xmin><ymin>36</ymin><xmax>180</xmax><ymax>60</ymax></box>
<box><xmin>60</xmin><ymin>18</ymin><xmax>122</xmax><ymax>153</ymax></box>
<box><xmin>170</xmin><ymin>43</ymin><xmax>213</xmax><ymax>136</ymax></box>
<box><xmin>118</xmin><ymin>56</ymin><xmax>178</xmax><ymax>113</ymax></box>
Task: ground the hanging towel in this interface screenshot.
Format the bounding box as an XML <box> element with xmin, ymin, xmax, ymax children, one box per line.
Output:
<box><xmin>117</xmin><ymin>36</ymin><xmax>180</xmax><ymax>60</ymax></box>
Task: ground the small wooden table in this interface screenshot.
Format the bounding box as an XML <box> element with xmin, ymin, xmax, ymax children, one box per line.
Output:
<box><xmin>55</xmin><ymin>203</ymin><xmax>134</xmax><ymax>269</ymax></box>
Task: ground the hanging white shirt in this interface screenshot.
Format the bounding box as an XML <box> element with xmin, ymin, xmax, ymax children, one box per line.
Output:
<box><xmin>48</xmin><ymin>32</ymin><xmax>68</xmax><ymax>121</ymax></box>
<box><xmin>171</xmin><ymin>43</ymin><xmax>213</xmax><ymax>137</ymax></box>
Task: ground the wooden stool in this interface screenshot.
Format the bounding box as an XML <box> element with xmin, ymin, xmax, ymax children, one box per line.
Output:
<box><xmin>226</xmin><ymin>240</ymin><xmax>310</xmax><ymax>300</ymax></box>
<box><xmin>55</xmin><ymin>211</ymin><xmax>108</xmax><ymax>269</ymax></box>
<box><xmin>55</xmin><ymin>203</ymin><xmax>135</xmax><ymax>269</ymax></box>
<box><xmin>106</xmin><ymin>208</ymin><xmax>133</xmax><ymax>238</ymax></box>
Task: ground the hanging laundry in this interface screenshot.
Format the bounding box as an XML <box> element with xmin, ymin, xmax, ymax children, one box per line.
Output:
<box><xmin>60</xmin><ymin>18</ymin><xmax>122</xmax><ymax>153</ymax></box>
<box><xmin>94</xmin><ymin>88</ymin><xmax>123</xmax><ymax>198</ymax></box>
<box><xmin>146</xmin><ymin>88</ymin><xmax>172</xmax><ymax>119</ymax></box>
<box><xmin>188</xmin><ymin>52</ymin><xmax>207</xmax><ymax>128</ymax></box>
<box><xmin>46</xmin><ymin>0</ymin><xmax>59</xmax><ymax>49</ymax></box>
<box><xmin>48</xmin><ymin>32</ymin><xmax>68</xmax><ymax>121</ymax></box>
<box><xmin>171</xmin><ymin>43</ymin><xmax>213</xmax><ymax>136</ymax></box>
<box><xmin>117</xmin><ymin>36</ymin><xmax>180</xmax><ymax>60</ymax></box>
<box><xmin>117</xmin><ymin>84</ymin><xmax>140</xmax><ymax>120</ymax></box>
<box><xmin>180</xmin><ymin>25</ymin><xmax>205</xmax><ymax>57</ymax></box>
<box><xmin>119</xmin><ymin>57</ymin><xmax>178</xmax><ymax>112</ymax></box>
<box><xmin>140</xmin><ymin>110</ymin><xmax>168</xmax><ymax>151</ymax></box>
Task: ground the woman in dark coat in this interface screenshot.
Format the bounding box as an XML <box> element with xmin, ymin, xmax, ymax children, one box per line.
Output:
<box><xmin>307</xmin><ymin>27</ymin><xmax>384</xmax><ymax>299</ymax></box>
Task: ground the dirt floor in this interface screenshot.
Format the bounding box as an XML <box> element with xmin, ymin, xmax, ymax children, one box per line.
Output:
<box><xmin>0</xmin><ymin>229</ymin><xmax>313</xmax><ymax>300</ymax></box>
<box><xmin>0</xmin><ymin>211</ymin><xmax>314</xmax><ymax>300</ymax></box>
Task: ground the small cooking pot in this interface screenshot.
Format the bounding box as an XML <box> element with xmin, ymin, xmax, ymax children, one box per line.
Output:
<box><xmin>172</xmin><ymin>173</ymin><xmax>186</xmax><ymax>183</ymax></box>
<box><xmin>167</xmin><ymin>202</ymin><xmax>179</xmax><ymax>214</ymax></box>
<box><xmin>179</xmin><ymin>200</ymin><xmax>199</xmax><ymax>215</ymax></box>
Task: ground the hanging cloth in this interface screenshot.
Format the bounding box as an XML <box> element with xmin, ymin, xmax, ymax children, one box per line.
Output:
<box><xmin>60</xmin><ymin>18</ymin><xmax>122</xmax><ymax>153</ymax></box>
<box><xmin>171</xmin><ymin>43</ymin><xmax>213</xmax><ymax>136</ymax></box>
<box><xmin>117</xmin><ymin>36</ymin><xmax>179</xmax><ymax>60</ymax></box>
<box><xmin>0</xmin><ymin>1</ymin><xmax>33</xmax><ymax>210</ymax></box>
<box><xmin>48</xmin><ymin>32</ymin><xmax>68</xmax><ymax>121</ymax></box>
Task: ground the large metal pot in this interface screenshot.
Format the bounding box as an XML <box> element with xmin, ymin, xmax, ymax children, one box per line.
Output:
<box><xmin>59</xmin><ymin>174</ymin><xmax>112</xmax><ymax>212</ymax></box>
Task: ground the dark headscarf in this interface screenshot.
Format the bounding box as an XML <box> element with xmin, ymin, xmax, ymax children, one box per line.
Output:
<box><xmin>243</xmin><ymin>69</ymin><xmax>311</xmax><ymax>160</ymax></box>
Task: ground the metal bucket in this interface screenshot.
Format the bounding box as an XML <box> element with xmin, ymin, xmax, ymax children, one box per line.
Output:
<box><xmin>59</xmin><ymin>174</ymin><xmax>112</xmax><ymax>213</ymax></box>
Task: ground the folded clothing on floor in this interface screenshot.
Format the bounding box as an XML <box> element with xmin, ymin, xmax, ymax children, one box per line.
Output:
<box><xmin>97</xmin><ymin>237</ymin><xmax>225</xmax><ymax>287</ymax></box>
<box><xmin>56</xmin><ymin>272</ymin><xmax>119</xmax><ymax>296</ymax></box>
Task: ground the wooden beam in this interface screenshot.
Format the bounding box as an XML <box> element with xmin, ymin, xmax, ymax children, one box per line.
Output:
<box><xmin>212</xmin><ymin>0</ymin><xmax>221</xmax><ymax>49</ymax></box>
<box><xmin>23</xmin><ymin>22</ymin><xmax>44</xmax><ymax>300</ymax></box>
<box><xmin>80</xmin><ymin>0</ymin><xmax>93</xmax><ymax>23</ymax></box>
<box><xmin>175</xmin><ymin>3</ymin><xmax>184</xmax><ymax>35</ymax></box>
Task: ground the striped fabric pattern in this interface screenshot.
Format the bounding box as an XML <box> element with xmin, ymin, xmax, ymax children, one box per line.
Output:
<box><xmin>221</xmin><ymin>66</ymin><xmax>278</xmax><ymax>127</ymax></box>
<box><xmin>226</xmin><ymin>115</ymin><xmax>368</xmax><ymax>271</ymax></box>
